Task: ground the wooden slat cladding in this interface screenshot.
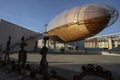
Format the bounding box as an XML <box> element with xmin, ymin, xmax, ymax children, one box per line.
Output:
<box><xmin>47</xmin><ymin>16</ymin><xmax>110</xmax><ymax>42</ymax></box>
<box><xmin>85</xmin><ymin>16</ymin><xmax>110</xmax><ymax>35</ymax></box>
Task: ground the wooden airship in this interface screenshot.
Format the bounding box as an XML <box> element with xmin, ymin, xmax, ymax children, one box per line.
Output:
<box><xmin>46</xmin><ymin>4</ymin><xmax>119</xmax><ymax>42</ymax></box>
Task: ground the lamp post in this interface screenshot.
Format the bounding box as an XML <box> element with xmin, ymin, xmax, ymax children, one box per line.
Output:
<box><xmin>44</xmin><ymin>24</ymin><xmax>48</xmax><ymax>34</ymax></box>
<box><xmin>44</xmin><ymin>24</ymin><xmax>48</xmax><ymax>47</ymax></box>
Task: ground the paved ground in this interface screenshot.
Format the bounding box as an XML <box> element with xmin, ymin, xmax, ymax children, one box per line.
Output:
<box><xmin>9</xmin><ymin>53</ymin><xmax>120</xmax><ymax>80</ymax></box>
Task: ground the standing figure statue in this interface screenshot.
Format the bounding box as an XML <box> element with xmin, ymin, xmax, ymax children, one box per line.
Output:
<box><xmin>34</xmin><ymin>41</ymin><xmax>38</xmax><ymax>52</ymax></box>
<box><xmin>4</xmin><ymin>36</ymin><xmax>11</xmax><ymax>63</ymax></box>
<box><xmin>39</xmin><ymin>36</ymin><xmax>50</xmax><ymax>80</ymax></box>
<box><xmin>18</xmin><ymin>36</ymin><xmax>27</xmax><ymax>71</ymax></box>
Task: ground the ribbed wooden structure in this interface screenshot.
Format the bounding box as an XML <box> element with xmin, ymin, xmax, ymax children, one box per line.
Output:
<box><xmin>46</xmin><ymin>4</ymin><xmax>118</xmax><ymax>42</ymax></box>
<box><xmin>47</xmin><ymin>16</ymin><xmax>110</xmax><ymax>42</ymax></box>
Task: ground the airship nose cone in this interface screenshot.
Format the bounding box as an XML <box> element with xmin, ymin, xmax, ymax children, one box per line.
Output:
<box><xmin>104</xmin><ymin>4</ymin><xmax>119</xmax><ymax>27</ymax></box>
<box><xmin>79</xmin><ymin>4</ymin><xmax>119</xmax><ymax>35</ymax></box>
<box><xmin>79</xmin><ymin>4</ymin><xmax>119</xmax><ymax>27</ymax></box>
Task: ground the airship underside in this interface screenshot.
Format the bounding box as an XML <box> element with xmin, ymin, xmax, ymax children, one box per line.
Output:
<box><xmin>46</xmin><ymin>4</ymin><xmax>119</xmax><ymax>42</ymax></box>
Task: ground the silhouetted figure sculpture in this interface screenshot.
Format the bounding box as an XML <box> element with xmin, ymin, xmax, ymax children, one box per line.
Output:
<box><xmin>34</xmin><ymin>41</ymin><xmax>38</xmax><ymax>52</ymax></box>
<box><xmin>4</xmin><ymin>36</ymin><xmax>11</xmax><ymax>63</ymax></box>
<box><xmin>39</xmin><ymin>36</ymin><xmax>50</xmax><ymax>80</ymax></box>
<box><xmin>61</xmin><ymin>47</ymin><xmax>65</xmax><ymax>53</ymax></box>
<box><xmin>18</xmin><ymin>36</ymin><xmax>27</xmax><ymax>71</ymax></box>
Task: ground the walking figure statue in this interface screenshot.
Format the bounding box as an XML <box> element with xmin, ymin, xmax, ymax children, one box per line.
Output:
<box><xmin>18</xmin><ymin>36</ymin><xmax>27</xmax><ymax>71</ymax></box>
<box><xmin>39</xmin><ymin>36</ymin><xmax>50</xmax><ymax>80</ymax></box>
<box><xmin>4</xmin><ymin>36</ymin><xmax>11</xmax><ymax>63</ymax></box>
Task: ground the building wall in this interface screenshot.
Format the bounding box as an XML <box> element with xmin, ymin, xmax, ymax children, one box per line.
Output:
<box><xmin>0</xmin><ymin>19</ymin><xmax>40</xmax><ymax>52</ymax></box>
<box><xmin>11</xmin><ymin>36</ymin><xmax>40</xmax><ymax>52</ymax></box>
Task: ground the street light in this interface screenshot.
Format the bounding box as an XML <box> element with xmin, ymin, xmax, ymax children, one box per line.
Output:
<box><xmin>44</xmin><ymin>24</ymin><xmax>48</xmax><ymax>35</ymax></box>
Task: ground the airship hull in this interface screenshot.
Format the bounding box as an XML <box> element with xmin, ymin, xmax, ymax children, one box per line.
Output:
<box><xmin>46</xmin><ymin>4</ymin><xmax>118</xmax><ymax>42</ymax></box>
<box><xmin>47</xmin><ymin>16</ymin><xmax>110</xmax><ymax>42</ymax></box>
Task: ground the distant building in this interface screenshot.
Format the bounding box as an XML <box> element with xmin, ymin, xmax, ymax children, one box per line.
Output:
<box><xmin>84</xmin><ymin>32</ymin><xmax>120</xmax><ymax>50</ymax></box>
<box><xmin>38</xmin><ymin>38</ymin><xmax>84</xmax><ymax>51</ymax></box>
<box><xmin>38</xmin><ymin>39</ymin><xmax>68</xmax><ymax>49</ymax></box>
<box><xmin>38</xmin><ymin>32</ymin><xmax>120</xmax><ymax>52</ymax></box>
<box><xmin>0</xmin><ymin>19</ymin><xmax>40</xmax><ymax>52</ymax></box>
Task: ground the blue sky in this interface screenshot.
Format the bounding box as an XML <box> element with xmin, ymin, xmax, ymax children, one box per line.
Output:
<box><xmin>0</xmin><ymin>0</ymin><xmax>119</xmax><ymax>35</ymax></box>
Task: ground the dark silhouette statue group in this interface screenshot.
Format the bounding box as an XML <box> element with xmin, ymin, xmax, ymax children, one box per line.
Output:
<box><xmin>3</xmin><ymin>36</ymin><xmax>28</xmax><ymax>71</ymax></box>
<box><xmin>0</xmin><ymin>36</ymin><xmax>114</xmax><ymax>80</ymax></box>
<box><xmin>0</xmin><ymin>36</ymin><xmax>51</xmax><ymax>80</ymax></box>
